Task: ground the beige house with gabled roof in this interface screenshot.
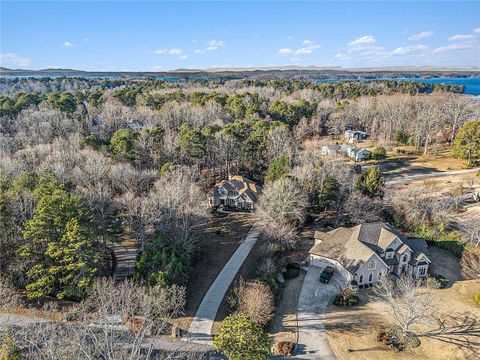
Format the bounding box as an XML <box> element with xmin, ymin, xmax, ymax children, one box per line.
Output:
<box><xmin>309</xmin><ymin>223</ymin><xmax>431</xmax><ymax>287</ymax></box>
<box><xmin>208</xmin><ymin>175</ymin><xmax>261</xmax><ymax>211</ymax></box>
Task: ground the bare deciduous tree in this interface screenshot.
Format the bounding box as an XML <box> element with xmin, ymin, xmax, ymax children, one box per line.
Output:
<box><xmin>9</xmin><ymin>278</ymin><xmax>187</xmax><ymax>360</ymax></box>
<box><xmin>256</xmin><ymin>177</ymin><xmax>308</xmax><ymax>240</ymax></box>
<box><xmin>372</xmin><ymin>276</ymin><xmax>436</xmax><ymax>336</ymax></box>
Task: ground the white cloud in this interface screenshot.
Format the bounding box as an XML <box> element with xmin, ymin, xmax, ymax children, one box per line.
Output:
<box><xmin>474</xmin><ymin>28</ymin><xmax>480</xmax><ymax>34</ymax></box>
<box><xmin>206</xmin><ymin>39</ymin><xmax>224</xmax><ymax>51</ymax></box>
<box><xmin>62</xmin><ymin>41</ymin><xmax>74</xmax><ymax>48</ymax></box>
<box><xmin>294</xmin><ymin>48</ymin><xmax>313</xmax><ymax>55</ymax></box>
<box><xmin>156</xmin><ymin>48</ymin><xmax>183</xmax><ymax>55</ymax></box>
<box><xmin>448</xmin><ymin>34</ymin><xmax>477</xmax><ymax>41</ymax></box>
<box><xmin>178</xmin><ymin>55</ymin><xmax>188</xmax><ymax>60</ymax></box>
<box><xmin>278</xmin><ymin>48</ymin><xmax>293</xmax><ymax>55</ymax></box>
<box><xmin>390</xmin><ymin>45</ymin><xmax>428</xmax><ymax>56</ymax></box>
<box><xmin>0</xmin><ymin>53</ymin><xmax>31</xmax><ymax>67</ymax></box>
<box><xmin>408</xmin><ymin>31</ymin><xmax>434</xmax><ymax>41</ymax></box>
<box><xmin>433</xmin><ymin>43</ymin><xmax>475</xmax><ymax>53</ymax></box>
<box><xmin>348</xmin><ymin>35</ymin><xmax>376</xmax><ymax>47</ymax></box>
<box><xmin>286</xmin><ymin>35</ymin><xmax>293</xmax><ymax>40</ymax></box>
<box><xmin>168</xmin><ymin>48</ymin><xmax>182</xmax><ymax>55</ymax></box>
<box><xmin>194</xmin><ymin>49</ymin><xmax>206</xmax><ymax>55</ymax></box>
<box><xmin>278</xmin><ymin>40</ymin><xmax>320</xmax><ymax>56</ymax></box>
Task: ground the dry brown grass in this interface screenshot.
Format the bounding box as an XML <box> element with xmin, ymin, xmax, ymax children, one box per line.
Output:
<box><xmin>325</xmin><ymin>280</ymin><xmax>480</xmax><ymax>360</ymax></box>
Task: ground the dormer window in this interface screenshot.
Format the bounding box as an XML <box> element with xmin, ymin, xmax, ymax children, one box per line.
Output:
<box><xmin>385</xmin><ymin>251</ymin><xmax>394</xmax><ymax>259</ymax></box>
<box><xmin>368</xmin><ymin>260</ymin><xmax>376</xmax><ymax>270</ymax></box>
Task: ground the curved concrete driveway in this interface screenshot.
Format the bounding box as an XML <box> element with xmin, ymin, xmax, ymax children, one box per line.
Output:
<box><xmin>184</xmin><ymin>223</ymin><xmax>261</xmax><ymax>344</ymax></box>
<box><xmin>293</xmin><ymin>266</ymin><xmax>338</xmax><ymax>359</ymax></box>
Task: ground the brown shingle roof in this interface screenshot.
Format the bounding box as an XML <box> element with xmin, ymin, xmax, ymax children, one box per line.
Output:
<box><xmin>309</xmin><ymin>223</ymin><xmax>412</xmax><ymax>274</ymax></box>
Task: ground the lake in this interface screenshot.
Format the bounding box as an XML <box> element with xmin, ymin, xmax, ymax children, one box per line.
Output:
<box><xmin>314</xmin><ymin>77</ymin><xmax>480</xmax><ymax>95</ymax></box>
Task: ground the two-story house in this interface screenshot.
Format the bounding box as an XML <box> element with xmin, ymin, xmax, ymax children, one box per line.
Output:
<box><xmin>309</xmin><ymin>222</ymin><xmax>431</xmax><ymax>286</ymax></box>
<box><xmin>208</xmin><ymin>175</ymin><xmax>261</xmax><ymax>211</ymax></box>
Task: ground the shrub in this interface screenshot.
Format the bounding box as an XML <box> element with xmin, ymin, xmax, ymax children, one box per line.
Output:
<box><xmin>239</xmin><ymin>281</ymin><xmax>275</xmax><ymax>325</ymax></box>
<box><xmin>134</xmin><ymin>234</ymin><xmax>191</xmax><ymax>286</ymax></box>
<box><xmin>333</xmin><ymin>291</ymin><xmax>360</xmax><ymax>306</ymax></box>
<box><xmin>283</xmin><ymin>268</ymin><xmax>299</xmax><ymax>279</ymax></box>
<box><xmin>371</xmin><ymin>146</ymin><xmax>387</xmax><ymax>160</ymax></box>
<box><xmin>395</xmin><ymin>131</ymin><xmax>409</xmax><ymax>145</ymax></box>
<box><xmin>274</xmin><ymin>341</ymin><xmax>295</xmax><ymax>356</ymax></box>
<box><xmin>474</xmin><ymin>293</ymin><xmax>480</xmax><ymax>305</ymax></box>
<box><xmin>263</xmin><ymin>275</ymin><xmax>280</xmax><ymax>298</ymax></box>
<box><xmin>0</xmin><ymin>331</ymin><xmax>23</xmax><ymax>360</ymax></box>
<box><xmin>435</xmin><ymin>275</ymin><xmax>449</xmax><ymax>289</ymax></box>
<box><xmin>286</xmin><ymin>262</ymin><xmax>300</xmax><ymax>270</ymax></box>
<box><xmin>377</xmin><ymin>325</ymin><xmax>421</xmax><ymax>352</ymax></box>
<box><xmin>214</xmin><ymin>313</ymin><xmax>272</xmax><ymax>360</ymax></box>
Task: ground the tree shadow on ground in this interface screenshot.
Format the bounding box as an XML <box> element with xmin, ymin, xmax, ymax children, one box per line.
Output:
<box><xmin>420</xmin><ymin>314</ymin><xmax>480</xmax><ymax>358</ymax></box>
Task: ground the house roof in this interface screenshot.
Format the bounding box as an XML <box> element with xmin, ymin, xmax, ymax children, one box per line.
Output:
<box><xmin>311</xmin><ymin>226</ymin><xmax>384</xmax><ymax>274</ymax></box>
<box><xmin>310</xmin><ymin>223</ymin><xmax>428</xmax><ymax>274</ymax></box>
<box><xmin>210</xmin><ymin>175</ymin><xmax>261</xmax><ymax>202</ymax></box>
<box><xmin>404</xmin><ymin>238</ymin><xmax>430</xmax><ymax>266</ymax></box>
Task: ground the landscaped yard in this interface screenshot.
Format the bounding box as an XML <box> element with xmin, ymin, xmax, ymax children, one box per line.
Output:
<box><xmin>172</xmin><ymin>212</ymin><xmax>255</xmax><ymax>331</ymax></box>
<box><xmin>325</xmin><ymin>280</ymin><xmax>480</xmax><ymax>360</ymax></box>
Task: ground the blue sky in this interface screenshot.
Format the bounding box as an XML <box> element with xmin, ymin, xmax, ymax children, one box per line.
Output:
<box><xmin>1</xmin><ymin>1</ymin><xmax>479</xmax><ymax>71</ymax></box>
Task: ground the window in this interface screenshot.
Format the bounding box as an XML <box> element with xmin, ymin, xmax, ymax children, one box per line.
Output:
<box><xmin>385</xmin><ymin>251</ymin><xmax>394</xmax><ymax>259</ymax></box>
<box><xmin>378</xmin><ymin>271</ymin><xmax>383</xmax><ymax>280</ymax></box>
<box><xmin>368</xmin><ymin>261</ymin><xmax>376</xmax><ymax>270</ymax></box>
<box><xmin>418</xmin><ymin>266</ymin><xmax>427</xmax><ymax>276</ymax></box>
<box><xmin>403</xmin><ymin>254</ymin><xmax>408</xmax><ymax>262</ymax></box>
<box><xmin>368</xmin><ymin>273</ymin><xmax>373</xmax><ymax>283</ymax></box>
<box><xmin>359</xmin><ymin>275</ymin><xmax>363</xmax><ymax>284</ymax></box>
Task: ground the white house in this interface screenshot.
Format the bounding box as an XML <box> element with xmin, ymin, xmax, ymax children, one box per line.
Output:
<box><xmin>309</xmin><ymin>223</ymin><xmax>431</xmax><ymax>287</ymax></box>
<box><xmin>321</xmin><ymin>145</ymin><xmax>341</xmax><ymax>157</ymax></box>
<box><xmin>350</xmin><ymin>148</ymin><xmax>371</xmax><ymax>162</ymax></box>
<box><xmin>208</xmin><ymin>175</ymin><xmax>261</xmax><ymax>211</ymax></box>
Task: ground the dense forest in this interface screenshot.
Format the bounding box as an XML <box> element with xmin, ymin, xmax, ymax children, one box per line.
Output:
<box><xmin>0</xmin><ymin>76</ymin><xmax>479</xmax><ymax>358</ymax></box>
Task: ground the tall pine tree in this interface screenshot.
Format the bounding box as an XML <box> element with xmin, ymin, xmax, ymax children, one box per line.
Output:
<box><xmin>19</xmin><ymin>180</ymin><xmax>98</xmax><ymax>300</ymax></box>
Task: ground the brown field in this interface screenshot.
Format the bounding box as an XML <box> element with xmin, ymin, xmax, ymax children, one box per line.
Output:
<box><xmin>325</xmin><ymin>280</ymin><xmax>480</xmax><ymax>360</ymax></box>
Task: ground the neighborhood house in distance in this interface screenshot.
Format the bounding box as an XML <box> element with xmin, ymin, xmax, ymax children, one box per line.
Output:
<box><xmin>208</xmin><ymin>175</ymin><xmax>262</xmax><ymax>211</ymax></box>
<box><xmin>309</xmin><ymin>222</ymin><xmax>431</xmax><ymax>287</ymax></box>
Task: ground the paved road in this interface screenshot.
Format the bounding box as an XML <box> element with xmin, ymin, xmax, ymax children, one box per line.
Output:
<box><xmin>0</xmin><ymin>313</ymin><xmax>48</xmax><ymax>330</ymax></box>
<box><xmin>184</xmin><ymin>223</ymin><xmax>261</xmax><ymax>345</ymax></box>
<box><xmin>293</xmin><ymin>266</ymin><xmax>338</xmax><ymax>360</ymax></box>
<box><xmin>385</xmin><ymin>167</ymin><xmax>480</xmax><ymax>186</ymax></box>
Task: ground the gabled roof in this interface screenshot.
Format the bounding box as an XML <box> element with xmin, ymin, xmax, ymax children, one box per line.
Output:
<box><xmin>309</xmin><ymin>223</ymin><xmax>428</xmax><ymax>274</ymax></box>
<box><xmin>210</xmin><ymin>175</ymin><xmax>261</xmax><ymax>202</ymax></box>
<box><xmin>404</xmin><ymin>238</ymin><xmax>431</xmax><ymax>266</ymax></box>
<box><xmin>311</xmin><ymin>226</ymin><xmax>388</xmax><ymax>274</ymax></box>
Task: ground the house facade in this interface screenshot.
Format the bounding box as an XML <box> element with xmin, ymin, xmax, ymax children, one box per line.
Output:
<box><xmin>309</xmin><ymin>223</ymin><xmax>431</xmax><ymax>287</ymax></box>
<box><xmin>208</xmin><ymin>175</ymin><xmax>261</xmax><ymax>211</ymax></box>
<box><xmin>345</xmin><ymin>130</ymin><xmax>368</xmax><ymax>144</ymax></box>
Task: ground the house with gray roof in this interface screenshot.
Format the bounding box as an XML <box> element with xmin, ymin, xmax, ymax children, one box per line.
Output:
<box><xmin>309</xmin><ymin>222</ymin><xmax>431</xmax><ymax>287</ymax></box>
<box><xmin>208</xmin><ymin>175</ymin><xmax>261</xmax><ymax>211</ymax></box>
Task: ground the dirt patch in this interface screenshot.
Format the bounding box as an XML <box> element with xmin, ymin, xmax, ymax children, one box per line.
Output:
<box><xmin>174</xmin><ymin>213</ymin><xmax>255</xmax><ymax>331</ymax></box>
<box><xmin>325</xmin><ymin>281</ymin><xmax>480</xmax><ymax>360</ymax></box>
<box><xmin>380</xmin><ymin>146</ymin><xmax>466</xmax><ymax>177</ymax></box>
